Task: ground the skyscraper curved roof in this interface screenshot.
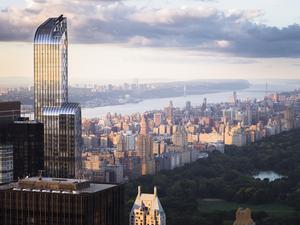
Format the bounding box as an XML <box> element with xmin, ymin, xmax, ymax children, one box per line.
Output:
<box><xmin>34</xmin><ymin>15</ymin><xmax>67</xmax><ymax>44</ymax></box>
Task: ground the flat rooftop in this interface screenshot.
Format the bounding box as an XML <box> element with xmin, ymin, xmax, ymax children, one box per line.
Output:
<box><xmin>0</xmin><ymin>177</ymin><xmax>117</xmax><ymax>194</ymax></box>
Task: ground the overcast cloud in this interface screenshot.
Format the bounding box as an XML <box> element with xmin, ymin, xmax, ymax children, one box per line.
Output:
<box><xmin>0</xmin><ymin>0</ymin><xmax>300</xmax><ymax>58</ymax></box>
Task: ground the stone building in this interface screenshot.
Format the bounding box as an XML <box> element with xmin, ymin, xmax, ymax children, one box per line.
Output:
<box><xmin>130</xmin><ymin>186</ymin><xmax>166</xmax><ymax>225</ymax></box>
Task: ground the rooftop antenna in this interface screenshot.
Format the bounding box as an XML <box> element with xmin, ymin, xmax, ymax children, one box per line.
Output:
<box><xmin>138</xmin><ymin>186</ymin><xmax>141</xmax><ymax>198</ymax></box>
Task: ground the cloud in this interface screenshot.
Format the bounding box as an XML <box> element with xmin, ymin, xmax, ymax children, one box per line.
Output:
<box><xmin>0</xmin><ymin>0</ymin><xmax>300</xmax><ymax>58</ymax></box>
<box><xmin>128</xmin><ymin>36</ymin><xmax>153</xmax><ymax>46</ymax></box>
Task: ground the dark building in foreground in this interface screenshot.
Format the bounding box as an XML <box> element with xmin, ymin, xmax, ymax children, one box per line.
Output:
<box><xmin>8</xmin><ymin>120</ymin><xmax>44</xmax><ymax>179</ymax></box>
<box><xmin>0</xmin><ymin>145</ymin><xmax>13</xmax><ymax>184</ymax></box>
<box><xmin>0</xmin><ymin>177</ymin><xmax>124</xmax><ymax>225</ymax></box>
<box><xmin>0</xmin><ymin>101</ymin><xmax>21</xmax><ymax>144</ymax></box>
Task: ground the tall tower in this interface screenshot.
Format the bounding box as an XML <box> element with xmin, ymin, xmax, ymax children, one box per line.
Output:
<box><xmin>233</xmin><ymin>91</ymin><xmax>237</xmax><ymax>105</ymax></box>
<box><xmin>34</xmin><ymin>16</ymin><xmax>82</xmax><ymax>178</ymax></box>
<box><xmin>135</xmin><ymin>134</ymin><xmax>153</xmax><ymax>175</ymax></box>
<box><xmin>140</xmin><ymin>114</ymin><xmax>149</xmax><ymax>136</ymax></box>
<box><xmin>34</xmin><ymin>15</ymin><xmax>68</xmax><ymax>121</ymax></box>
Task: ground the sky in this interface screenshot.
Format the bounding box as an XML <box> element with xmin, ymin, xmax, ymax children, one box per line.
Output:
<box><xmin>1</xmin><ymin>0</ymin><xmax>300</xmax><ymax>86</ymax></box>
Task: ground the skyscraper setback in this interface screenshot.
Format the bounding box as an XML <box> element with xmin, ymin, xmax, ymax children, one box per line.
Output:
<box><xmin>34</xmin><ymin>15</ymin><xmax>82</xmax><ymax>178</ymax></box>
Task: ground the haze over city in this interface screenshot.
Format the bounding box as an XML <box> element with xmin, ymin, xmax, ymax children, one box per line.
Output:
<box><xmin>1</xmin><ymin>0</ymin><xmax>300</xmax><ymax>86</ymax></box>
<box><xmin>1</xmin><ymin>1</ymin><xmax>300</xmax><ymax>225</ymax></box>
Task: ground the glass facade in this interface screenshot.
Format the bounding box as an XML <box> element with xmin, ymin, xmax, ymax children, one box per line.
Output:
<box><xmin>34</xmin><ymin>15</ymin><xmax>68</xmax><ymax>122</ymax></box>
<box><xmin>43</xmin><ymin>103</ymin><xmax>82</xmax><ymax>178</ymax></box>
<box><xmin>0</xmin><ymin>102</ymin><xmax>21</xmax><ymax>144</ymax></box>
<box><xmin>34</xmin><ymin>16</ymin><xmax>82</xmax><ymax>178</ymax></box>
<box><xmin>0</xmin><ymin>145</ymin><xmax>13</xmax><ymax>184</ymax></box>
<box><xmin>8</xmin><ymin>121</ymin><xmax>44</xmax><ymax>180</ymax></box>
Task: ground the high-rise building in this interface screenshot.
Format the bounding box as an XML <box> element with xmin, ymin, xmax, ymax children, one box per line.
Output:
<box><xmin>130</xmin><ymin>186</ymin><xmax>166</xmax><ymax>225</ymax></box>
<box><xmin>283</xmin><ymin>106</ymin><xmax>294</xmax><ymax>131</ymax></box>
<box><xmin>34</xmin><ymin>15</ymin><xmax>68</xmax><ymax>121</ymax></box>
<box><xmin>135</xmin><ymin>134</ymin><xmax>154</xmax><ymax>175</ymax></box>
<box><xmin>172</xmin><ymin>126</ymin><xmax>187</xmax><ymax>149</ymax></box>
<box><xmin>0</xmin><ymin>101</ymin><xmax>21</xmax><ymax>124</ymax></box>
<box><xmin>0</xmin><ymin>177</ymin><xmax>124</xmax><ymax>225</ymax></box>
<box><xmin>0</xmin><ymin>101</ymin><xmax>21</xmax><ymax>144</ymax></box>
<box><xmin>154</xmin><ymin>113</ymin><xmax>163</xmax><ymax>127</ymax></box>
<box><xmin>0</xmin><ymin>145</ymin><xmax>13</xmax><ymax>184</ymax></box>
<box><xmin>164</xmin><ymin>101</ymin><xmax>174</xmax><ymax>124</ymax></box>
<box><xmin>43</xmin><ymin>103</ymin><xmax>82</xmax><ymax>178</ymax></box>
<box><xmin>9</xmin><ymin>120</ymin><xmax>44</xmax><ymax>180</ymax></box>
<box><xmin>140</xmin><ymin>114</ymin><xmax>149</xmax><ymax>135</ymax></box>
<box><xmin>34</xmin><ymin>15</ymin><xmax>82</xmax><ymax>178</ymax></box>
<box><xmin>233</xmin><ymin>91</ymin><xmax>237</xmax><ymax>105</ymax></box>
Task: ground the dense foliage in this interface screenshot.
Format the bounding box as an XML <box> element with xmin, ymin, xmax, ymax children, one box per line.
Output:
<box><xmin>125</xmin><ymin>129</ymin><xmax>300</xmax><ymax>225</ymax></box>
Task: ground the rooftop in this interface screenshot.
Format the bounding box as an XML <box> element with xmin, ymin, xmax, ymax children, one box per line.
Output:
<box><xmin>0</xmin><ymin>177</ymin><xmax>116</xmax><ymax>194</ymax></box>
<box><xmin>34</xmin><ymin>15</ymin><xmax>67</xmax><ymax>44</ymax></box>
<box><xmin>43</xmin><ymin>103</ymin><xmax>80</xmax><ymax>116</ymax></box>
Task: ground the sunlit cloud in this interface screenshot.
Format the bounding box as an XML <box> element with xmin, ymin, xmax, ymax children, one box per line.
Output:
<box><xmin>0</xmin><ymin>0</ymin><xmax>300</xmax><ymax>58</ymax></box>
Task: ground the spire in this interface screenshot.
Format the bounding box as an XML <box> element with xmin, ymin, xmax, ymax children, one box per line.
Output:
<box><xmin>154</xmin><ymin>186</ymin><xmax>157</xmax><ymax>198</ymax></box>
<box><xmin>138</xmin><ymin>186</ymin><xmax>141</xmax><ymax>198</ymax></box>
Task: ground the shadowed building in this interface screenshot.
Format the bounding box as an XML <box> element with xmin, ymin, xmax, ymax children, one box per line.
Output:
<box><xmin>0</xmin><ymin>101</ymin><xmax>21</xmax><ymax>144</ymax></box>
<box><xmin>9</xmin><ymin>120</ymin><xmax>44</xmax><ymax>180</ymax></box>
<box><xmin>0</xmin><ymin>145</ymin><xmax>13</xmax><ymax>184</ymax></box>
<box><xmin>0</xmin><ymin>177</ymin><xmax>124</xmax><ymax>225</ymax></box>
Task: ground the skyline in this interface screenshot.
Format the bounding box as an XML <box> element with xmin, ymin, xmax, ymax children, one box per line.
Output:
<box><xmin>0</xmin><ymin>9</ymin><xmax>300</xmax><ymax>225</ymax></box>
<box><xmin>1</xmin><ymin>0</ymin><xmax>300</xmax><ymax>84</ymax></box>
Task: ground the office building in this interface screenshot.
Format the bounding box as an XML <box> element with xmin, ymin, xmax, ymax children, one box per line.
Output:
<box><xmin>0</xmin><ymin>145</ymin><xmax>13</xmax><ymax>184</ymax></box>
<box><xmin>34</xmin><ymin>15</ymin><xmax>68</xmax><ymax>121</ymax></box>
<box><xmin>0</xmin><ymin>177</ymin><xmax>124</xmax><ymax>225</ymax></box>
<box><xmin>34</xmin><ymin>15</ymin><xmax>82</xmax><ymax>178</ymax></box>
<box><xmin>130</xmin><ymin>186</ymin><xmax>166</xmax><ymax>225</ymax></box>
<box><xmin>0</xmin><ymin>101</ymin><xmax>21</xmax><ymax>144</ymax></box>
<box><xmin>43</xmin><ymin>103</ymin><xmax>82</xmax><ymax>178</ymax></box>
<box><xmin>9</xmin><ymin>120</ymin><xmax>44</xmax><ymax>179</ymax></box>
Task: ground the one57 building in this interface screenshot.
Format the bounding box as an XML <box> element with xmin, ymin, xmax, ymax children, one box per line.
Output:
<box><xmin>34</xmin><ymin>15</ymin><xmax>82</xmax><ymax>178</ymax></box>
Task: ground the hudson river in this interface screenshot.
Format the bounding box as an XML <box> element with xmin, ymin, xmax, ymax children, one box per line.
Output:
<box><xmin>82</xmin><ymin>80</ymin><xmax>300</xmax><ymax>119</ymax></box>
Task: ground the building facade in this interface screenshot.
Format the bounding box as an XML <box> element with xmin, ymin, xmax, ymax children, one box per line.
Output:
<box><xmin>34</xmin><ymin>15</ymin><xmax>68</xmax><ymax>121</ymax></box>
<box><xmin>130</xmin><ymin>186</ymin><xmax>166</xmax><ymax>225</ymax></box>
<box><xmin>9</xmin><ymin>120</ymin><xmax>44</xmax><ymax>180</ymax></box>
<box><xmin>0</xmin><ymin>177</ymin><xmax>124</xmax><ymax>225</ymax></box>
<box><xmin>0</xmin><ymin>101</ymin><xmax>21</xmax><ymax>144</ymax></box>
<box><xmin>0</xmin><ymin>145</ymin><xmax>13</xmax><ymax>184</ymax></box>
<box><xmin>34</xmin><ymin>15</ymin><xmax>82</xmax><ymax>178</ymax></box>
<box><xmin>43</xmin><ymin>103</ymin><xmax>82</xmax><ymax>178</ymax></box>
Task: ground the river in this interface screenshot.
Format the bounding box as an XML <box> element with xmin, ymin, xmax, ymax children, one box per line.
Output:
<box><xmin>82</xmin><ymin>80</ymin><xmax>300</xmax><ymax>119</ymax></box>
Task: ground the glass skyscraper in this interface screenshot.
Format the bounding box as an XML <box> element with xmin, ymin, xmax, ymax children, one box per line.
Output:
<box><xmin>43</xmin><ymin>103</ymin><xmax>82</xmax><ymax>178</ymax></box>
<box><xmin>34</xmin><ymin>15</ymin><xmax>82</xmax><ymax>178</ymax></box>
<box><xmin>34</xmin><ymin>15</ymin><xmax>68</xmax><ymax>121</ymax></box>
